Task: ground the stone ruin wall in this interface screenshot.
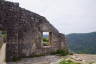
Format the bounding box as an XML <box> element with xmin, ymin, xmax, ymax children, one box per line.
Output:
<box><xmin>0</xmin><ymin>1</ymin><xmax>68</xmax><ymax>61</ymax></box>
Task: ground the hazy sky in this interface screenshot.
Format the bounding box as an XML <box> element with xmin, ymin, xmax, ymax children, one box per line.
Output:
<box><xmin>7</xmin><ymin>0</ymin><xmax>96</xmax><ymax>34</ymax></box>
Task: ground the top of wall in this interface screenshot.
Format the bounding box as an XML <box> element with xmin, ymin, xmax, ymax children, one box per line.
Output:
<box><xmin>0</xmin><ymin>1</ymin><xmax>59</xmax><ymax>33</ymax></box>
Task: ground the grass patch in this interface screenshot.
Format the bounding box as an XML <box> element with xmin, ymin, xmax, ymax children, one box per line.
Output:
<box><xmin>5</xmin><ymin>57</ymin><xmax>21</xmax><ymax>62</ymax></box>
<box><xmin>0</xmin><ymin>41</ymin><xmax>3</xmax><ymax>49</ymax></box>
<box><xmin>59</xmin><ymin>60</ymin><xmax>81</xmax><ymax>64</ymax></box>
<box><xmin>43</xmin><ymin>38</ymin><xmax>49</xmax><ymax>42</ymax></box>
<box><xmin>12</xmin><ymin>57</ymin><xmax>21</xmax><ymax>62</ymax></box>
<box><xmin>43</xmin><ymin>38</ymin><xmax>50</xmax><ymax>46</ymax></box>
<box><xmin>51</xmin><ymin>50</ymin><xmax>69</xmax><ymax>56</ymax></box>
<box><xmin>0</xmin><ymin>43</ymin><xmax>3</xmax><ymax>48</ymax></box>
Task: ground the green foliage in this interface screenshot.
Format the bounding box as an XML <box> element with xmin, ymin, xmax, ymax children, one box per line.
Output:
<box><xmin>51</xmin><ymin>50</ymin><xmax>68</xmax><ymax>56</ymax></box>
<box><xmin>69</xmin><ymin>52</ymin><xmax>74</xmax><ymax>55</ymax></box>
<box><xmin>0</xmin><ymin>43</ymin><xmax>3</xmax><ymax>48</ymax></box>
<box><xmin>43</xmin><ymin>38</ymin><xmax>49</xmax><ymax>46</ymax></box>
<box><xmin>0</xmin><ymin>39</ymin><xmax>3</xmax><ymax>48</ymax></box>
<box><xmin>12</xmin><ymin>57</ymin><xmax>21</xmax><ymax>62</ymax></box>
<box><xmin>59</xmin><ymin>60</ymin><xmax>80</xmax><ymax>64</ymax></box>
<box><xmin>5</xmin><ymin>57</ymin><xmax>21</xmax><ymax>62</ymax></box>
<box><xmin>67</xmin><ymin>32</ymin><xmax>96</xmax><ymax>54</ymax></box>
<box><xmin>43</xmin><ymin>38</ymin><xmax>49</xmax><ymax>42</ymax></box>
<box><xmin>0</xmin><ymin>31</ymin><xmax>7</xmax><ymax>38</ymax></box>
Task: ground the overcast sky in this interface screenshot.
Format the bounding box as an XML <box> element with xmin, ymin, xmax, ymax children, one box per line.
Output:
<box><xmin>7</xmin><ymin>0</ymin><xmax>96</xmax><ymax>34</ymax></box>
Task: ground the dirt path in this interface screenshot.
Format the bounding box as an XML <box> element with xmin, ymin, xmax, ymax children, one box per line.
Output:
<box><xmin>7</xmin><ymin>55</ymin><xmax>61</xmax><ymax>64</ymax></box>
<box><xmin>0</xmin><ymin>43</ymin><xmax>6</xmax><ymax>64</ymax></box>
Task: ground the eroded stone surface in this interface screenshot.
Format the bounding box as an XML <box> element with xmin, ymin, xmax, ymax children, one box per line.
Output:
<box><xmin>0</xmin><ymin>1</ymin><xmax>68</xmax><ymax>61</ymax></box>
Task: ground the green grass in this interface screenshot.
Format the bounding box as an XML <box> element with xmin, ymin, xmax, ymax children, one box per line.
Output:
<box><xmin>0</xmin><ymin>43</ymin><xmax>2</xmax><ymax>48</ymax></box>
<box><xmin>59</xmin><ymin>60</ymin><xmax>81</xmax><ymax>64</ymax></box>
<box><xmin>51</xmin><ymin>50</ymin><xmax>69</xmax><ymax>56</ymax></box>
<box><xmin>43</xmin><ymin>38</ymin><xmax>50</xmax><ymax>46</ymax></box>
<box><xmin>43</xmin><ymin>38</ymin><xmax>49</xmax><ymax>42</ymax></box>
<box><xmin>12</xmin><ymin>57</ymin><xmax>21</xmax><ymax>62</ymax></box>
<box><xmin>0</xmin><ymin>41</ymin><xmax>3</xmax><ymax>49</ymax></box>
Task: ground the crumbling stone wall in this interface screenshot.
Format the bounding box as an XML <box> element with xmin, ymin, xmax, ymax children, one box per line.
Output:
<box><xmin>0</xmin><ymin>1</ymin><xmax>68</xmax><ymax>61</ymax></box>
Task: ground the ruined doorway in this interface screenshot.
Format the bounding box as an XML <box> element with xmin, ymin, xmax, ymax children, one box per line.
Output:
<box><xmin>0</xmin><ymin>30</ymin><xmax>7</xmax><ymax>46</ymax></box>
<box><xmin>0</xmin><ymin>30</ymin><xmax>7</xmax><ymax>63</ymax></box>
<box><xmin>42</xmin><ymin>32</ymin><xmax>52</xmax><ymax>46</ymax></box>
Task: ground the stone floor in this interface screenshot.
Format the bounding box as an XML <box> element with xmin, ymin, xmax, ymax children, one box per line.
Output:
<box><xmin>0</xmin><ymin>43</ymin><xmax>6</xmax><ymax>64</ymax></box>
<box><xmin>3</xmin><ymin>54</ymin><xmax>96</xmax><ymax>64</ymax></box>
<box><xmin>7</xmin><ymin>55</ymin><xmax>61</xmax><ymax>64</ymax></box>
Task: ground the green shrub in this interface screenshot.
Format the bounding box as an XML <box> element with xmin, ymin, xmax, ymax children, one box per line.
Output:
<box><xmin>12</xmin><ymin>57</ymin><xmax>21</xmax><ymax>62</ymax></box>
<box><xmin>59</xmin><ymin>60</ymin><xmax>81</xmax><ymax>64</ymax></box>
<box><xmin>51</xmin><ymin>50</ymin><xmax>68</xmax><ymax>56</ymax></box>
<box><xmin>43</xmin><ymin>38</ymin><xmax>49</xmax><ymax>42</ymax></box>
<box><xmin>43</xmin><ymin>38</ymin><xmax>50</xmax><ymax>46</ymax></box>
<box><xmin>5</xmin><ymin>57</ymin><xmax>21</xmax><ymax>62</ymax></box>
<box><xmin>69</xmin><ymin>52</ymin><xmax>74</xmax><ymax>55</ymax></box>
<box><xmin>0</xmin><ymin>42</ymin><xmax>3</xmax><ymax>49</ymax></box>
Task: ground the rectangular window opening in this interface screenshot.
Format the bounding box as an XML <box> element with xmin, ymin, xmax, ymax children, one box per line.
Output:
<box><xmin>42</xmin><ymin>32</ymin><xmax>50</xmax><ymax>46</ymax></box>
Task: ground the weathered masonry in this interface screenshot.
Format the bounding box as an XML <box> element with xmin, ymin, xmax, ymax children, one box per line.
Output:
<box><xmin>0</xmin><ymin>1</ymin><xmax>68</xmax><ymax>61</ymax></box>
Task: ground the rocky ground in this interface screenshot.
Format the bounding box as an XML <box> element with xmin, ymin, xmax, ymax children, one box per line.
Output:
<box><xmin>7</xmin><ymin>55</ymin><xmax>61</xmax><ymax>64</ymax></box>
<box><xmin>6</xmin><ymin>54</ymin><xmax>96</xmax><ymax>64</ymax></box>
<box><xmin>68</xmin><ymin>54</ymin><xmax>96</xmax><ymax>64</ymax></box>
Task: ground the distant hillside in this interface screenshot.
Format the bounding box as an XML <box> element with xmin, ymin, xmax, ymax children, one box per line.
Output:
<box><xmin>66</xmin><ymin>32</ymin><xmax>96</xmax><ymax>54</ymax></box>
<box><xmin>43</xmin><ymin>35</ymin><xmax>48</xmax><ymax>38</ymax></box>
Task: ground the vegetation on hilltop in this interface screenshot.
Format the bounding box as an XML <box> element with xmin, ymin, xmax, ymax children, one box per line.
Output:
<box><xmin>67</xmin><ymin>32</ymin><xmax>96</xmax><ymax>54</ymax></box>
